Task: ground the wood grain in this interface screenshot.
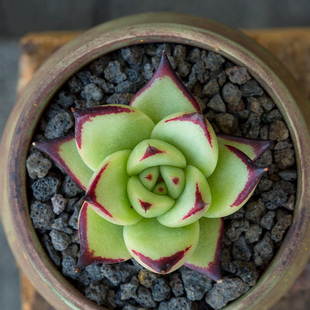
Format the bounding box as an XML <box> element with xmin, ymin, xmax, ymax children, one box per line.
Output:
<box><xmin>18</xmin><ymin>28</ymin><xmax>310</xmax><ymax>310</ymax></box>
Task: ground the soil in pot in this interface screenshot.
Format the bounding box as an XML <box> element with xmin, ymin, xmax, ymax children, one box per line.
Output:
<box><xmin>26</xmin><ymin>42</ymin><xmax>296</xmax><ymax>310</ymax></box>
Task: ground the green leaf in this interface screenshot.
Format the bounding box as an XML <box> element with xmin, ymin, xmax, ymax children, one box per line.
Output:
<box><xmin>153</xmin><ymin>181</ymin><xmax>168</xmax><ymax>195</ymax></box>
<box><xmin>139</xmin><ymin>167</ymin><xmax>160</xmax><ymax>191</ymax></box>
<box><xmin>157</xmin><ymin>165</ymin><xmax>211</xmax><ymax>227</ymax></box>
<box><xmin>127</xmin><ymin>139</ymin><xmax>186</xmax><ymax>176</ymax></box>
<box><xmin>151</xmin><ymin>112</ymin><xmax>218</xmax><ymax>178</ymax></box>
<box><xmin>78</xmin><ymin>202</ymin><xmax>131</xmax><ymax>268</ymax></box>
<box><xmin>130</xmin><ymin>52</ymin><xmax>200</xmax><ymax>124</ymax></box>
<box><xmin>127</xmin><ymin>176</ymin><xmax>174</xmax><ymax>218</ymax></box>
<box><xmin>160</xmin><ymin>166</ymin><xmax>185</xmax><ymax>199</ymax></box>
<box><xmin>217</xmin><ymin>134</ymin><xmax>271</xmax><ymax>161</ymax></box>
<box><xmin>85</xmin><ymin>150</ymin><xmax>142</xmax><ymax>225</ymax></box>
<box><xmin>185</xmin><ymin>217</ymin><xmax>224</xmax><ymax>282</ymax></box>
<box><xmin>123</xmin><ymin>218</ymin><xmax>199</xmax><ymax>274</ymax></box>
<box><xmin>33</xmin><ymin>134</ymin><xmax>93</xmax><ymax>190</ymax></box>
<box><xmin>73</xmin><ymin>105</ymin><xmax>155</xmax><ymax>170</ymax></box>
<box><xmin>205</xmin><ymin>145</ymin><xmax>266</xmax><ymax>218</ymax></box>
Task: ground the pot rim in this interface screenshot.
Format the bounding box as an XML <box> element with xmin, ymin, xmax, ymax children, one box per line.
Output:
<box><xmin>2</xmin><ymin>12</ymin><xmax>310</xmax><ymax>310</ymax></box>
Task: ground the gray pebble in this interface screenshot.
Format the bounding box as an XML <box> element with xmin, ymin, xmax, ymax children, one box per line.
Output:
<box><xmin>258</xmin><ymin>177</ymin><xmax>273</xmax><ymax>192</ymax></box>
<box><xmin>203</xmin><ymin>79</ymin><xmax>220</xmax><ymax>97</ymax></box>
<box><xmin>263</xmin><ymin>109</ymin><xmax>283</xmax><ymax>123</ymax></box>
<box><xmin>221</xmin><ymin>248</ymin><xmax>235</xmax><ymax>274</ymax></box>
<box><xmin>30</xmin><ymin>201</ymin><xmax>55</xmax><ymax>230</ymax></box>
<box><xmin>69</xmin><ymin>203</ymin><xmax>82</xmax><ymax>230</ymax></box>
<box><xmin>32</xmin><ymin>176</ymin><xmax>60</xmax><ymax>201</ymax></box>
<box><xmin>44</xmin><ymin>111</ymin><xmax>73</xmax><ymax>139</ymax></box>
<box><xmin>245</xmin><ymin>224</ymin><xmax>262</xmax><ymax>243</ymax></box>
<box><xmin>192</xmin><ymin>60</ymin><xmax>209</xmax><ymax>83</ymax></box>
<box><xmin>62</xmin><ymin>243</ymin><xmax>79</xmax><ymax>259</ymax></box>
<box><xmin>106</xmin><ymin>93</ymin><xmax>134</xmax><ymax>105</ymax></box>
<box><xmin>151</xmin><ymin>278</ymin><xmax>171</xmax><ymax>302</ymax></box>
<box><xmin>269</xmin><ymin>120</ymin><xmax>289</xmax><ymax>141</ymax></box>
<box><xmin>68</xmin><ymin>76</ymin><xmax>83</xmax><ymax>94</ymax></box>
<box><xmin>82</xmin><ymin>83</ymin><xmax>104</xmax><ymax>101</ymax></box>
<box><xmin>49</xmin><ymin>229</ymin><xmax>71</xmax><ymax>251</ymax></box>
<box><xmin>271</xmin><ymin>209</ymin><xmax>292</xmax><ymax>242</ymax></box>
<box><xmin>222</xmin><ymin>83</ymin><xmax>242</xmax><ymax>106</ymax></box>
<box><xmin>215</xmin><ymin>113</ymin><xmax>238</xmax><ymax>134</ymax></box>
<box><xmin>76</xmin><ymin>71</ymin><xmax>92</xmax><ymax>85</ymax></box>
<box><xmin>167</xmin><ymin>297</ymin><xmax>192</xmax><ymax>310</ymax></box>
<box><xmin>225</xmin><ymin>66</ymin><xmax>251</xmax><ymax>85</ymax></box>
<box><xmin>259</xmin><ymin>124</ymin><xmax>269</xmax><ymax>140</ymax></box>
<box><xmin>104</xmin><ymin>60</ymin><xmax>127</xmax><ymax>83</ymax></box>
<box><xmin>135</xmin><ymin>286</ymin><xmax>157</xmax><ymax>308</ymax></box>
<box><xmin>138</xmin><ymin>269</ymin><xmax>160</xmax><ymax>288</ymax></box>
<box><xmin>26</xmin><ymin>152</ymin><xmax>52</xmax><ymax>179</ymax></box>
<box><xmin>260</xmin><ymin>211</ymin><xmax>276</xmax><ymax>230</ymax></box>
<box><xmin>232</xmin><ymin>261</ymin><xmax>259</xmax><ymax>286</ymax></box>
<box><xmin>240</xmin><ymin>80</ymin><xmax>264</xmax><ymax>97</ymax></box>
<box><xmin>62</xmin><ymin>175</ymin><xmax>83</xmax><ymax>198</ymax></box>
<box><xmin>101</xmin><ymin>263</ymin><xmax>134</xmax><ymax>286</ymax></box>
<box><xmin>226</xmin><ymin>219</ymin><xmax>250</xmax><ymax>242</ymax></box>
<box><xmin>85</xmin><ymin>281</ymin><xmax>109</xmax><ymax>305</ymax></box>
<box><xmin>180</xmin><ymin>268</ymin><xmax>212</xmax><ymax>301</ymax></box>
<box><xmin>121</xmin><ymin>46</ymin><xmax>145</xmax><ymax>65</ymax></box>
<box><xmin>245</xmin><ymin>200</ymin><xmax>265</xmax><ymax>224</ymax></box>
<box><xmin>232</xmin><ymin>236</ymin><xmax>252</xmax><ymax>261</ymax></box>
<box><xmin>274</xmin><ymin>147</ymin><xmax>295</xmax><ymax>169</ymax></box>
<box><xmin>51</xmin><ymin>193</ymin><xmax>67</xmax><ymax>215</ymax></box>
<box><xmin>52</xmin><ymin>216</ymin><xmax>73</xmax><ymax>234</ymax></box>
<box><xmin>120</xmin><ymin>276</ymin><xmax>139</xmax><ymax>300</ymax></box>
<box><xmin>278</xmin><ymin>169</ymin><xmax>297</xmax><ymax>181</ymax></box>
<box><xmin>282</xmin><ymin>195</ymin><xmax>296</xmax><ymax>211</ymax></box>
<box><xmin>85</xmin><ymin>264</ymin><xmax>105</xmax><ymax>282</ymax></box>
<box><xmin>187</xmin><ymin>48</ymin><xmax>201</xmax><ymax>63</ymax></box>
<box><xmin>202</xmin><ymin>51</ymin><xmax>225</xmax><ymax>71</ymax></box>
<box><xmin>247</xmin><ymin>97</ymin><xmax>264</xmax><ymax>115</ymax></box>
<box><xmin>62</xmin><ymin>255</ymin><xmax>78</xmax><ymax>279</ymax></box>
<box><xmin>55</xmin><ymin>91</ymin><xmax>75</xmax><ymax>108</ymax></box>
<box><xmin>41</xmin><ymin>234</ymin><xmax>61</xmax><ymax>266</ymax></box>
<box><xmin>207</xmin><ymin>94</ymin><xmax>226</xmax><ymax>113</ymax></box>
<box><xmin>205</xmin><ymin>277</ymin><xmax>249</xmax><ymax>309</ymax></box>
<box><xmin>169</xmin><ymin>273</ymin><xmax>184</xmax><ymax>297</ymax></box>
<box><xmin>259</xmin><ymin>95</ymin><xmax>275</xmax><ymax>111</ymax></box>
<box><xmin>156</xmin><ymin>43</ymin><xmax>172</xmax><ymax>56</ymax></box>
<box><xmin>177</xmin><ymin>61</ymin><xmax>191</xmax><ymax>77</ymax></box>
<box><xmin>173</xmin><ymin>45</ymin><xmax>187</xmax><ymax>61</ymax></box>
<box><xmin>254</xmin><ymin>232</ymin><xmax>274</xmax><ymax>267</ymax></box>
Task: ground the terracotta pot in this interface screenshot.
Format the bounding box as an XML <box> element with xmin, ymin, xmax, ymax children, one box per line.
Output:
<box><xmin>1</xmin><ymin>12</ymin><xmax>310</xmax><ymax>310</ymax></box>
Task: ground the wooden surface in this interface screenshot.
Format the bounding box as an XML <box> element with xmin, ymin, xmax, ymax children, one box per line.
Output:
<box><xmin>18</xmin><ymin>28</ymin><xmax>310</xmax><ymax>310</ymax></box>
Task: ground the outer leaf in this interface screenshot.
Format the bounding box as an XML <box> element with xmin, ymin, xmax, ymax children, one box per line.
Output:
<box><xmin>73</xmin><ymin>105</ymin><xmax>155</xmax><ymax>170</ymax></box>
<box><xmin>33</xmin><ymin>134</ymin><xmax>93</xmax><ymax>190</ymax></box>
<box><xmin>160</xmin><ymin>166</ymin><xmax>185</xmax><ymax>199</ymax></box>
<box><xmin>217</xmin><ymin>134</ymin><xmax>271</xmax><ymax>161</ymax></box>
<box><xmin>185</xmin><ymin>217</ymin><xmax>224</xmax><ymax>282</ymax></box>
<box><xmin>127</xmin><ymin>176</ymin><xmax>174</xmax><ymax>218</ymax></box>
<box><xmin>127</xmin><ymin>139</ymin><xmax>186</xmax><ymax>176</ymax></box>
<box><xmin>129</xmin><ymin>52</ymin><xmax>200</xmax><ymax>123</ymax></box>
<box><xmin>85</xmin><ymin>150</ymin><xmax>142</xmax><ymax>225</ymax></box>
<box><xmin>157</xmin><ymin>165</ymin><xmax>211</xmax><ymax>227</ymax></box>
<box><xmin>139</xmin><ymin>167</ymin><xmax>160</xmax><ymax>191</ymax></box>
<box><xmin>78</xmin><ymin>201</ymin><xmax>131</xmax><ymax>268</ymax></box>
<box><xmin>123</xmin><ymin>218</ymin><xmax>199</xmax><ymax>274</ymax></box>
<box><xmin>151</xmin><ymin>112</ymin><xmax>218</xmax><ymax>178</ymax></box>
<box><xmin>205</xmin><ymin>145</ymin><xmax>266</xmax><ymax>218</ymax></box>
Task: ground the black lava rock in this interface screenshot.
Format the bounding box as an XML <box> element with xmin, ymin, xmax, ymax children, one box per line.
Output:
<box><xmin>151</xmin><ymin>278</ymin><xmax>171</xmax><ymax>302</ymax></box>
<box><xmin>44</xmin><ymin>111</ymin><xmax>73</xmax><ymax>139</ymax></box>
<box><xmin>26</xmin><ymin>152</ymin><xmax>52</xmax><ymax>179</ymax></box>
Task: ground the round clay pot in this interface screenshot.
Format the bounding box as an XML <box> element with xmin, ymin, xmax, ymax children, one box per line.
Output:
<box><xmin>1</xmin><ymin>12</ymin><xmax>310</xmax><ymax>310</ymax></box>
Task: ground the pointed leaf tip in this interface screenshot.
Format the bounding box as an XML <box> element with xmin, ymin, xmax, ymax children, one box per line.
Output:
<box><xmin>130</xmin><ymin>52</ymin><xmax>200</xmax><ymax>123</ymax></box>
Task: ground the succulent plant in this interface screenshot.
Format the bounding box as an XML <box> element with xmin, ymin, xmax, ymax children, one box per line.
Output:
<box><xmin>34</xmin><ymin>52</ymin><xmax>269</xmax><ymax>281</ymax></box>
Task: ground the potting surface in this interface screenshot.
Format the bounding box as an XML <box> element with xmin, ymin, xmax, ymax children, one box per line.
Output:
<box><xmin>17</xmin><ymin>28</ymin><xmax>310</xmax><ymax>310</ymax></box>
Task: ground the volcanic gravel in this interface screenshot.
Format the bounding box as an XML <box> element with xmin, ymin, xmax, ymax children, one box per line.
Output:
<box><xmin>27</xmin><ymin>43</ymin><xmax>296</xmax><ymax>309</ymax></box>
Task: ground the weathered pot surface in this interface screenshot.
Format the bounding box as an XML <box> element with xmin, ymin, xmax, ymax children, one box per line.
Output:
<box><xmin>1</xmin><ymin>12</ymin><xmax>310</xmax><ymax>310</ymax></box>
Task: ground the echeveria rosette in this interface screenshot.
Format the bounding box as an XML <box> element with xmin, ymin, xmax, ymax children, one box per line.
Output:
<box><xmin>34</xmin><ymin>52</ymin><xmax>270</xmax><ymax>282</ymax></box>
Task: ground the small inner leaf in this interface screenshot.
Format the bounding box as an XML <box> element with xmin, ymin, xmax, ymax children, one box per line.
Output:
<box><xmin>153</xmin><ymin>181</ymin><xmax>168</xmax><ymax>195</ymax></box>
<box><xmin>160</xmin><ymin>166</ymin><xmax>185</xmax><ymax>199</ymax></box>
<box><xmin>130</xmin><ymin>52</ymin><xmax>200</xmax><ymax>123</ymax></box>
<box><xmin>78</xmin><ymin>201</ymin><xmax>131</xmax><ymax>268</ymax></box>
<box><xmin>127</xmin><ymin>176</ymin><xmax>174</xmax><ymax>218</ymax></box>
<box><xmin>127</xmin><ymin>139</ymin><xmax>186</xmax><ymax>176</ymax></box>
<box><xmin>139</xmin><ymin>167</ymin><xmax>160</xmax><ymax>191</ymax></box>
<box><xmin>157</xmin><ymin>165</ymin><xmax>211</xmax><ymax>228</ymax></box>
